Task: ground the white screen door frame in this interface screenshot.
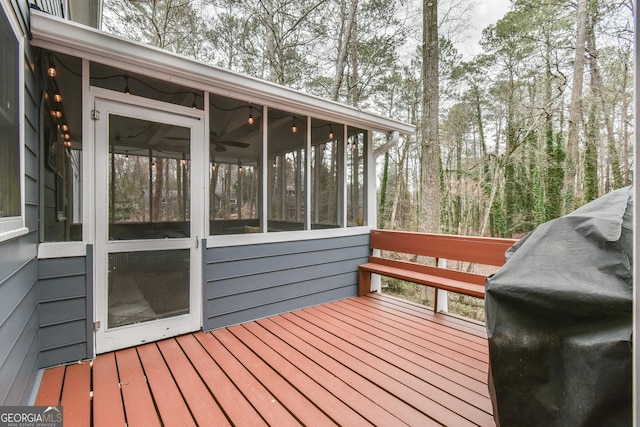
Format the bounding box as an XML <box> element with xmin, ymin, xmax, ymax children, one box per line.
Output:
<box><xmin>94</xmin><ymin>98</ymin><xmax>204</xmax><ymax>353</ymax></box>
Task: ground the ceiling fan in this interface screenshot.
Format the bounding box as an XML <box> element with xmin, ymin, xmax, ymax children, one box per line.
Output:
<box><xmin>165</xmin><ymin>131</ymin><xmax>249</xmax><ymax>152</ymax></box>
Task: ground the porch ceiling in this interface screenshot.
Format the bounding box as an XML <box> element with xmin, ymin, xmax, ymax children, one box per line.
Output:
<box><xmin>29</xmin><ymin>11</ymin><xmax>415</xmax><ymax>136</ymax></box>
<box><xmin>35</xmin><ymin>293</ymin><xmax>494</xmax><ymax>426</ymax></box>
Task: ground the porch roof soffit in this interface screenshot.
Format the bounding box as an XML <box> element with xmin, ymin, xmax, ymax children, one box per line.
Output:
<box><xmin>29</xmin><ymin>11</ymin><xmax>415</xmax><ymax>136</ymax></box>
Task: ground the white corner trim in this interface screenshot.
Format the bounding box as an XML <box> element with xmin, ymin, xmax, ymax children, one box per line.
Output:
<box><xmin>206</xmin><ymin>226</ymin><xmax>372</xmax><ymax>248</ymax></box>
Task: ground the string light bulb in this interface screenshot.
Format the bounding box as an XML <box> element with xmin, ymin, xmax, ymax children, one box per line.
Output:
<box><xmin>124</xmin><ymin>76</ymin><xmax>131</xmax><ymax>95</ymax></box>
<box><xmin>291</xmin><ymin>117</ymin><xmax>298</xmax><ymax>133</ymax></box>
<box><xmin>47</xmin><ymin>56</ymin><xmax>57</xmax><ymax>78</ymax></box>
<box><xmin>54</xmin><ymin>92</ymin><xmax>62</xmax><ymax>103</ymax></box>
<box><xmin>61</xmin><ymin>124</ymin><xmax>69</xmax><ymax>132</ymax></box>
<box><xmin>125</xmin><ymin>152</ymin><xmax>129</xmax><ymax>161</ymax></box>
<box><xmin>248</xmin><ymin>113</ymin><xmax>254</xmax><ymax>125</ymax></box>
<box><xmin>191</xmin><ymin>93</ymin><xmax>197</xmax><ymax>109</ymax></box>
<box><xmin>211</xmin><ymin>163</ymin><xmax>216</xmax><ymax>172</ymax></box>
<box><xmin>329</xmin><ymin>126</ymin><xmax>334</xmax><ymax>140</ymax></box>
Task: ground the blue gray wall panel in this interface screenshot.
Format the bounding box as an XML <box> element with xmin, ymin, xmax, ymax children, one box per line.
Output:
<box><xmin>204</xmin><ymin>233</ymin><xmax>370</xmax><ymax>330</ymax></box>
<box><xmin>0</xmin><ymin>234</ymin><xmax>39</xmax><ymax>406</ymax></box>
<box><xmin>38</xmin><ymin>247</ymin><xmax>93</xmax><ymax>368</ymax></box>
<box><xmin>0</xmin><ymin>1</ymin><xmax>41</xmax><ymax>404</ymax></box>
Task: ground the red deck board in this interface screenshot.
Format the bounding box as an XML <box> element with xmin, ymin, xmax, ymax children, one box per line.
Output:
<box><xmin>136</xmin><ymin>343</ymin><xmax>197</xmax><ymax>427</ymax></box>
<box><xmin>33</xmin><ymin>294</ymin><xmax>495</xmax><ymax>426</ymax></box>
<box><xmin>322</xmin><ymin>300</ymin><xmax>489</xmax><ymax>362</ymax></box>
<box><xmin>194</xmin><ymin>331</ymin><xmax>302</xmax><ymax>427</ymax></box>
<box><xmin>175</xmin><ymin>334</ymin><xmax>267</xmax><ymax>426</ymax></box>
<box><xmin>92</xmin><ymin>353</ymin><xmax>126</xmax><ymax>427</ymax></box>
<box><xmin>366</xmin><ymin>293</ymin><xmax>488</xmax><ymax>337</ymax></box>
<box><xmin>275</xmin><ymin>313</ymin><xmax>448</xmax><ymax>426</ymax></box>
<box><xmin>300</xmin><ymin>305</ymin><xmax>494</xmax><ymax>418</ymax></box>
<box><xmin>60</xmin><ymin>363</ymin><xmax>91</xmax><ymax>427</ymax></box>
<box><xmin>34</xmin><ymin>365</ymin><xmax>65</xmax><ymax>406</ymax></box>
<box><xmin>282</xmin><ymin>310</ymin><xmax>487</xmax><ymax>427</ymax></box>
<box><xmin>212</xmin><ymin>327</ymin><xmax>337</xmax><ymax>426</ymax></box>
<box><xmin>156</xmin><ymin>338</ymin><xmax>231</xmax><ymax>426</ymax></box>
<box><xmin>230</xmin><ymin>322</ymin><xmax>371</xmax><ymax>426</ymax></box>
<box><xmin>312</xmin><ymin>301</ymin><xmax>490</xmax><ymax>387</ymax></box>
<box><xmin>256</xmin><ymin>317</ymin><xmax>414</xmax><ymax>426</ymax></box>
<box><xmin>341</xmin><ymin>297</ymin><xmax>489</xmax><ymax>348</ymax></box>
<box><xmin>115</xmin><ymin>347</ymin><xmax>161</xmax><ymax>427</ymax></box>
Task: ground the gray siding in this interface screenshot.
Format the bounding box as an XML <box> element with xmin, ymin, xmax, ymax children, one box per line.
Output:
<box><xmin>38</xmin><ymin>247</ymin><xmax>93</xmax><ymax>367</ymax></box>
<box><xmin>0</xmin><ymin>1</ymin><xmax>40</xmax><ymax>404</ymax></box>
<box><xmin>204</xmin><ymin>233</ymin><xmax>370</xmax><ymax>330</ymax></box>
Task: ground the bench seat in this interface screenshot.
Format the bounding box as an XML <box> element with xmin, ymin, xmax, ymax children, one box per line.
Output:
<box><xmin>358</xmin><ymin>261</ymin><xmax>485</xmax><ymax>299</ymax></box>
<box><xmin>358</xmin><ymin>230</ymin><xmax>517</xmax><ymax>312</ymax></box>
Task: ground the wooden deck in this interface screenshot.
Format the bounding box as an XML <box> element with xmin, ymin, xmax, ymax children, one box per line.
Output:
<box><xmin>35</xmin><ymin>293</ymin><xmax>495</xmax><ymax>426</ymax></box>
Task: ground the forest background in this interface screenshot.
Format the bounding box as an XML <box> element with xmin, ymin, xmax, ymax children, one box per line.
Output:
<box><xmin>102</xmin><ymin>0</ymin><xmax>635</xmax><ymax>239</ymax></box>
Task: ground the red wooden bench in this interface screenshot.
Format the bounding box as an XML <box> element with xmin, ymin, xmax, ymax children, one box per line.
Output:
<box><xmin>358</xmin><ymin>230</ymin><xmax>517</xmax><ymax>310</ymax></box>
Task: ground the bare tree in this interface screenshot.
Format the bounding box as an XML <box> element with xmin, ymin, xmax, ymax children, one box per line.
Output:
<box><xmin>420</xmin><ymin>0</ymin><xmax>440</xmax><ymax>234</ymax></box>
<box><xmin>564</xmin><ymin>0</ymin><xmax>588</xmax><ymax>211</ymax></box>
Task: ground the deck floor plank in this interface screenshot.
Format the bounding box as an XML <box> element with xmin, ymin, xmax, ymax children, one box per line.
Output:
<box><xmin>194</xmin><ymin>331</ymin><xmax>302</xmax><ymax>427</ymax></box>
<box><xmin>34</xmin><ymin>294</ymin><xmax>495</xmax><ymax>427</ymax></box>
<box><xmin>285</xmin><ymin>309</ymin><xmax>489</xmax><ymax>427</ymax></box>
<box><xmin>60</xmin><ymin>363</ymin><xmax>91</xmax><ymax>427</ymax></box>
<box><xmin>301</xmin><ymin>304</ymin><xmax>495</xmax><ymax>423</ymax></box>
<box><xmin>365</xmin><ymin>293</ymin><xmax>488</xmax><ymax>338</ymax></box>
<box><xmin>256</xmin><ymin>316</ymin><xmax>414</xmax><ymax>427</ymax></box>
<box><xmin>275</xmin><ymin>312</ymin><xmax>448</xmax><ymax>426</ymax></box>
<box><xmin>339</xmin><ymin>297</ymin><xmax>489</xmax><ymax>349</ymax></box>
<box><xmin>176</xmin><ymin>333</ymin><xmax>267</xmax><ymax>426</ymax></box>
<box><xmin>92</xmin><ymin>353</ymin><xmax>126</xmax><ymax>427</ymax></box>
<box><xmin>34</xmin><ymin>365</ymin><xmax>65</xmax><ymax>406</ymax></box>
<box><xmin>115</xmin><ymin>347</ymin><xmax>161</xmax><ymax>427</ymax></box>
<box><xmin>231</xmin><ymin>322</ymin><xmax>373</xmax><ymax>426</ymax></box>
<box><xmin>323</xmin><ymin>300</ymin><xmax>488</xmax><ymax>363</ymax></box>
<box><xmin>306</xmin><ymin>303</ymin><xmax>492</xmax><ymax>404</ymax></box>
<box><xmin>311</xmin><ymin>300</ymin><xmax>491</xmax><ymax>388</ymax></box>
<box><xmin>156</xmin><ymin>338</ymin><xmax>231</xmax><ymax>426</ymax></box>
<box><xmin>136</xmin><ymin>342</ymin><xmax>197</xmax><ymax>427</ymax></box>
<box><xmin>212</xmin><ymin>327</ymin><xmax>338</xmax><ymax>426</ymax></box>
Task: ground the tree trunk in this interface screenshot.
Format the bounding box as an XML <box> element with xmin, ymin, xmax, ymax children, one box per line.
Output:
<box><xmin>564</xmin><ymin>0</ymin><xmax>588</xmax><ymax>211</ymax></box>
<box><xmin>420</xmin><ymin>0</ymin><xmax>440</xmax><ymax>234</ymax></box>
<box><xmin>378</xmin><ymin>151</ymin><xmax>389</xmax><ymax>228</ymax></box>
<box><xmin>331</xmin><ymin>0</ymin><xmax>358</xmax><ymax>101</ymax></box>
<box><xmin>587</xmin><ymin>14</ymin><xmax>624</xmax><ymax>189</ymax></box>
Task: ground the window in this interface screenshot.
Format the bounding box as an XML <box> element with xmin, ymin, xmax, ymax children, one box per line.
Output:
<box><xmin>268</xmin><ymin>109</ymin><xmax>306</xmax><ymax>232</ymax></box>
<box><xmin>209</xmin><ymin>94</ymin><xmax>262</xmax><ymax>234</ymax></box>
<box><xmin>347</xmin><ymin>127</ymin><xmax>366</xmax><ymax>227</ymax></box>
<box><xmin>311</xmin><ymin>119</ymin><xmax>342</xmax><ymax>229</ymax></box>
<box><xmin>0</xmin><ymin>7</ymin><xmax>21</xmax><ymax>231</ymax></box>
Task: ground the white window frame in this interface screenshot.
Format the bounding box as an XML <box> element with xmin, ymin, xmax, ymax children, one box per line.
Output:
<box><xmin>0</xmin><ymin>1</ymin><xmax>27</xmax><ymax>243</ymax></box>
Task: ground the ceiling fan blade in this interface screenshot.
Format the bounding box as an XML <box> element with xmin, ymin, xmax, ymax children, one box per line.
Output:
<box><xmin>214</xmin><ymin>143</ymin><xmax>227</xmax><ymax>152</ymax></box>
<box><xmin>216</xmin><ymin>140</ymin><xmax>250</xmax><ymax>148</ymax></box>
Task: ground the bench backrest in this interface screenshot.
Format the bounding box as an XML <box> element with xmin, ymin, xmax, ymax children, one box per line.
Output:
<box><xmin>370</xmin><ymin>229</ymin><xmax>517</xmax><ymax>267</ymax></box>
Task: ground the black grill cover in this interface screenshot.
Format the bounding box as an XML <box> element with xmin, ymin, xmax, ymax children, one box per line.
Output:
<box><xmin>485</xmin><ymin>186</ymin><xmax>633</xmax><ymax>427</ymax></box>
